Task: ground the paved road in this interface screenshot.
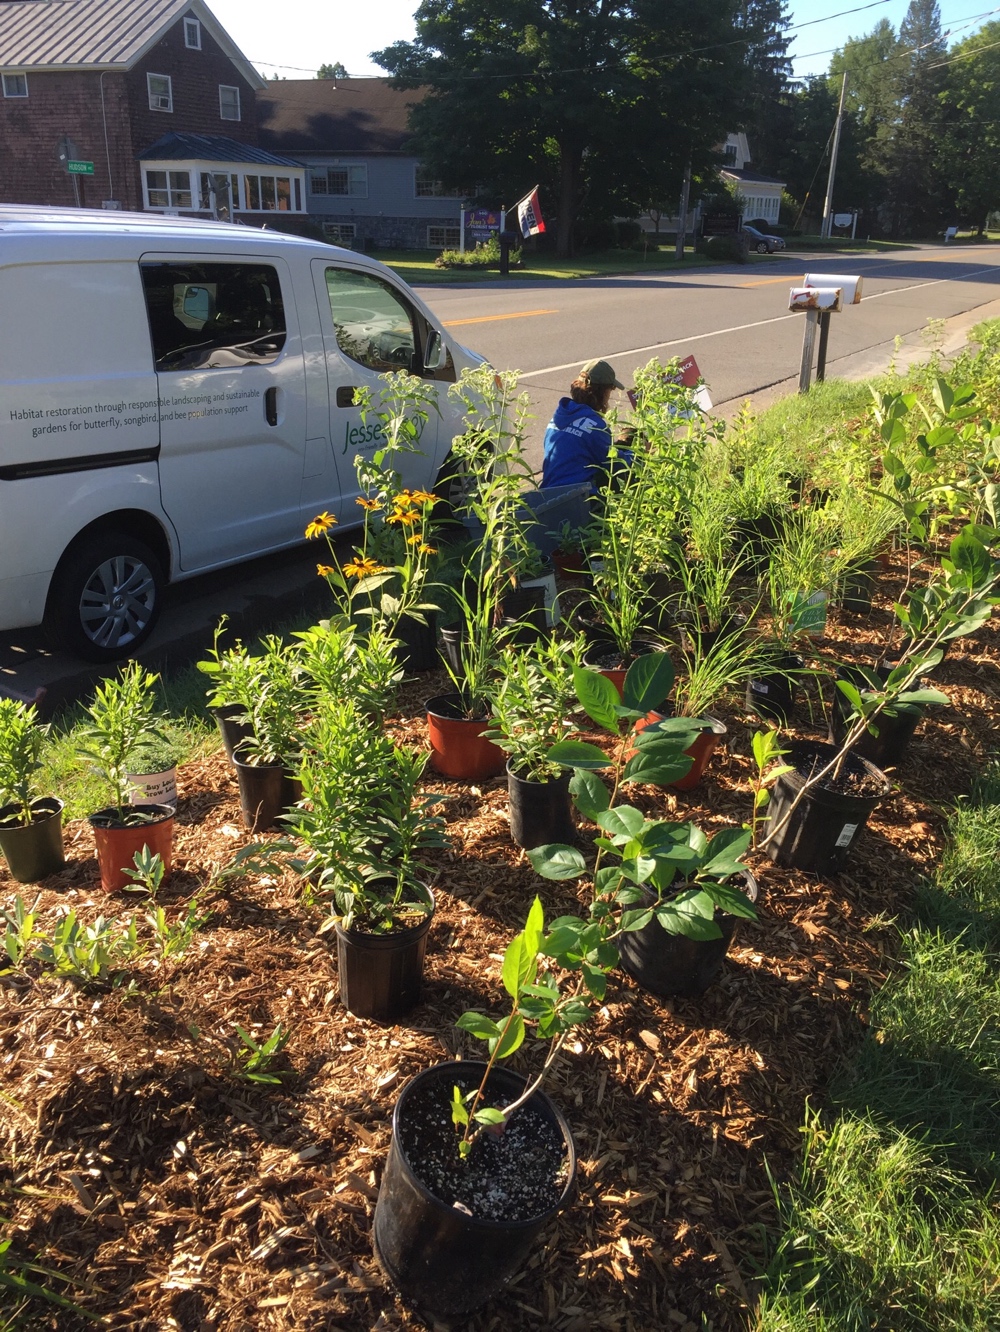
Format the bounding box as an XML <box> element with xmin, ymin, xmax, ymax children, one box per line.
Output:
<box><xmin>416</xmin><ymin>244</ymin><xmax>1000</xmax><ymax>467</ymax></box>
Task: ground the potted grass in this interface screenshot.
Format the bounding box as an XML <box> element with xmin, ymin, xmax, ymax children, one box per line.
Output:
<box><xmin>0</xmin><ymin>698</ymin><xmax>65</xmax><ymax>883</ymax></box>
<box><xmin>232</xmin><ymin>638</ymin><xmax>308</xmax><ymax>832</ymax></box>
<box><xmin>485</xmin><ymin>634</ymin><xmax>584</xmax><ymax>849</ymax></box>
<box><xmin>78</xmin><ymin>662</ymin><xmax>175</xmax><ymax>894</ymax></box>
<box><xmin>373</xmin><ymin>895</ymin><xmax>615</xmax><ymax>1316</ymax></box>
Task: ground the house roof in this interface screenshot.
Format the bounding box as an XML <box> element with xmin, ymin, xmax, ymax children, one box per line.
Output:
<box><xmin>0</xmin><ymin>0</ymin><xmax>265</xmax><ymax>87</ymax></box>
<box><xmin>722</xmin><ymin>167</ymin><xmax>786</xmax><ymax>187</ymax></box>
<box><xmin>137</xmin><ymin>131</ymin><xmax>302</xmax><ymax>167</ymax></box>
<box><xmin>258</xmin><ymin>78</ymin><xmax>425</xmax><ymax>155</ymax></box>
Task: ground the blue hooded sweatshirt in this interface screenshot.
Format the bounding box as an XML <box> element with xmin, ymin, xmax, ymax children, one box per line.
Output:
<box><xmin>541</xmin><ymin>398</ymin><xmax>613</xmax><ymax>491</ymax></box>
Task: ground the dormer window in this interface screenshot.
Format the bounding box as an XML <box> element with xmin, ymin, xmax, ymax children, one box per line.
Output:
<box><xmin>2</xmin><ymin>72</ymin><xmax>28</xmax><ymax>98</ymax></box>
<box><xmin>184</xmin><ymin>17</ymin><xmax>201</xmax><ymax>49</ymax></box>
<box><xmin>723</xmin><ymin>144</ymin><xmax>738</xmax><ymax>166</ymax></box>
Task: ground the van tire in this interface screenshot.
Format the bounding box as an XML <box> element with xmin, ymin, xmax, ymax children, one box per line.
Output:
<box><xmin>44</xmin><ymin>532</ymin><xmax>164</xmax><ymax>662</ymax></box>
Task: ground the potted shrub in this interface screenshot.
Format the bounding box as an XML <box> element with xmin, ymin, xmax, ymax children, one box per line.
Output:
<box><xmin>485</xmin><ymin>634</ymin><xmax>584</xmax><ymax>849</ymax></box>
<box><xmin>78</xmin><ymin>663</ymin><xmax>175</xmax><ymax>894</ymax></box>
<box><xmin>231</xmin><ymin>635</ymin><xmax>308</xmax><ymax>832</ymax></box>
<box><xmin>0</xmin><ymin>698</ymin><xmax>65</xmax><ymax>883</ymax></box>
<box><xmin>373</xmin><ymin>896</ymin><xmax>616</xmax><ymax>1316</ymax></box>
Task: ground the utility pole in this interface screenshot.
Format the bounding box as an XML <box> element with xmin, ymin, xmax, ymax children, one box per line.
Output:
<box><xmin>675</xmin><ymin>161</ymin><xmax>691</xmax><ymax>261</ymax></box>
<box><xmin>821</xmin><ymin>71</ymin><xmax>848</xmax><ymax>239</ymax></box>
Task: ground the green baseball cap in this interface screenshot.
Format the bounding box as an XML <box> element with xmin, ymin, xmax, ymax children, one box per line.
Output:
<box><xmin>581</xmin><ymin>357</ymin><xmax>624</xmax><ymax>390</ymax></box>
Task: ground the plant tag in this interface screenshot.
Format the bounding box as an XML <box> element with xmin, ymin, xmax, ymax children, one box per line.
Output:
<box><xmin>750</xmin><ymin>682</ymin><xmax>769</xmax><ymax>694</ymax></box>
<box><xmin>835</xmin><ymin>822</ymin><xmax>858</xmax><ymax>848</ymax></box>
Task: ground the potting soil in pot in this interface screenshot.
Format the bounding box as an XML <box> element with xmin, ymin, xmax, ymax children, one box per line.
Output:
<box><xmin>793</xmin><ymin>743</ymin><xmax>886</xmax><ymax>797</ymax></box>
<box><xmin>396</xmin><ymin>1070</ymin><xmax>569</xmax><ymax>1221</ymax></box>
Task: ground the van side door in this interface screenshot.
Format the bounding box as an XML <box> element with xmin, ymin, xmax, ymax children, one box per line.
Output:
<box><xmin>308</xmin><ymin>260</ymin><xmax>454</xmax><ymax>517</ymax></box>
<box><xmin>141</xmin><ymin>255</ymin><xmax>307</xmax><ymax>570</ymax></box>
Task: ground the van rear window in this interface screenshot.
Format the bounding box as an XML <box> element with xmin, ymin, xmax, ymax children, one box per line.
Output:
<box><xmin>140</xmin><ymin>262</ymin><xmax>286</xmax><ymax>371</ymax></box>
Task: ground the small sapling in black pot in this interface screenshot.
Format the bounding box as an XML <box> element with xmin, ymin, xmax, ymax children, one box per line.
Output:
<box><xmin>373</xmin><ymin>896</ymin><xmax>615</xmax><ymax>1316</ymax></box>
<box><xmin>0</xmin><ymin>698</ymin><xmax>65</xmax><ymax>883</ymax></box>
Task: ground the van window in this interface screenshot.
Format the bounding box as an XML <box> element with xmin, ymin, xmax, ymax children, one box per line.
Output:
<box><xmin>324</xmin><ymin>268</ymin><xmax>417</xmax><ymax>373</ymax></box>
<box><xmin>140</xmin><ymin>262</ymin><xmax>286</xmax><ymax>371</ymax></box>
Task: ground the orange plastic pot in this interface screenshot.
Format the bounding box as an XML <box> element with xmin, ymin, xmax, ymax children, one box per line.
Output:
<box><xmin>631</xmin><ymin>712</ymin><xmax>727</xmax><ymax>790</ymax></box>
<box><xmin>88</xmin><ymin>804</ymin><xmax>174</xmax><ymax>893</ymax></box>
<box><xmin>426</xmin><ymin>694</ymin><xmax>506</xmax><ymax>781</ymax></box>
<box><xmin>582</xmin><ymin>639</ymin><xmax>668</xmax><ymax>701</ymax></box>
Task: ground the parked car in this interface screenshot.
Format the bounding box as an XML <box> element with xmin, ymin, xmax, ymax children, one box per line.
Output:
<box><xmin>0</xmin><ymin>206</ymin><xmax>486</xmax><ymax>661</ymax></box>
<box><xmin>742</xmin><ymin>225</ymin><xmax>785</xmax><ymax>254</ymax></box>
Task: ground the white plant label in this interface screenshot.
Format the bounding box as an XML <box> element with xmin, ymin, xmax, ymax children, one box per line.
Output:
<box><xmin>835</xmin><ymin>822</ymin><xmax>858</xmax><ymax>848</ymax></box>
<box><xmin>751</xmin><ymin>681</ymin><xmax>769</xmax><ymax>694</ymax></box>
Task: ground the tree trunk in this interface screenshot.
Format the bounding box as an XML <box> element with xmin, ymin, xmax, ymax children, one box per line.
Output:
<box><xmin>556</xmin><ymin>143</ymin><xmax>581</xmax><ymax>259</ymax></box>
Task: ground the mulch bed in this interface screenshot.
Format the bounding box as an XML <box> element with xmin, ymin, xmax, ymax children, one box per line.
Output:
<box><xmin>3</xmin><ymin>551</ymin><xmax>1000</xmax><ymax>1332</ymax></box>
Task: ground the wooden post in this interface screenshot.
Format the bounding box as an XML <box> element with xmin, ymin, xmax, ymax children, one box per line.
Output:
<box><xmin>798</xmin><ymin>308</ymin><xmax>819</xmax><ymax>394</ymax></box>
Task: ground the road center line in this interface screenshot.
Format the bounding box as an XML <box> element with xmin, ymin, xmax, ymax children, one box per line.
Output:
<box><xmin>518</xmin><ymin>266</ymin><xmax>1000</xmax><ymax>381</ymax></box>
<box><xmin>443</xmin><ymin>308</ymin><xmax>558</xmax><ymax>327</ymax></box>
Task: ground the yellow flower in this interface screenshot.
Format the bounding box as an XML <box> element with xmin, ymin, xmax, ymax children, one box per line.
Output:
<box><xmin>356</xmin><ymin>497</ymin><xmax>382</xmax><ymax>512</ymax></box>
<box><xmin>316</xmin><ymin>564</ymin><xmax>335</xmax><ymax>577</ymax></box>
<box><xmin>305</xmin><ymin>511</ymin><xmax>337</xmax><ymax>539</ymax></box>
<box><xmin>409</xmin><ymin>489</ymin><xmax>438</xmax><ymax>506</ymax></box>
<box><xmin>419</xmin><ymin>543</ymin><xmax>437</xmax><ymax>556</ymax></box>
<box><xmin>343</xmin><ymin>556</ymin><xmax>389</xmax><ymax>579</ymax></box>
<box><xmin>406</xmin><ymin>534</ymin><xmax>423</xmax><ymax>546</ymax></box>
<box><xmin>388</xmin><ymin>510</ymin><xmax>420</xmax><ymax>527</ymax></box>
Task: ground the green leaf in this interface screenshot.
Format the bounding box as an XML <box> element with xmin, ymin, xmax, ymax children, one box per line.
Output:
<box><xmin>523</xmin><ymin>895</ymin><xmax>544</xmax><ymax>960</ymax></box>
<box><xmin>706</xmin><ymin>881</ymin><xmax>758</xmax><ymax>920</ymax></box>
<box><xmin>620</xmin><ymin>907</ymin><xmax>654</xmax><ymax>932</ymax></box>
<box><xmin>950</xmin><ymin>530</ymin><xmax>992</xmax><ymax>584</ymax></box>
<box><xmin>569</xmin><ymin>769</ymin><xmax>610</xmax><ymax>820</ymax></box>
<box><xmin>502</xmin><ymin>935</ymin><xmax>529</xmax><ymax>999</ymax></box>
<box><xmin>490</xmin><ymin>1012</ymin><xmax>525</xmax><ymax>1058</ymax></box>
<box><xmin>456</xmin><ymin>1011</ymin><xmax>501</xmax><ymax>1041</ymax></box>
<box><xmin>623</xmin><ymin>653</ymin><xmax>675</xmax><ymax>714</ymax></box>
<box><xmin>558</xmin><ymin>998</ymin><xmax>593</xmax><ymax>1027</ymax></box>
<box><xmin>581</xmin><ymin>961</ymin><xmax>609</xmax><ymax>999</ymax></box>
<box><xmin>655</xmin><ymin>903</ymin><xmax>723</xmax><ymax>941</ymax></box>
<box><xmin>572</xmin><ymin>664</ymin><xmax>621</xmax><ymax>732</ymax></box>
<box><xmin>451</xmin><ymin>1084</ymin><xmax>470</xmax><ymax>1127</ymax></box>
<box><xmin>622</xmin><ymin>749</ymin><xmax>693</xmax><ymax>786</ymax></box>
<box><xmin>527</xmin><ymin>843</ymin><xmax>588</xmax><ymax>881</ymax></box>
<box><xmin>699</xmin><ymin>827</ymin><xmax>752</xmax><ymax>879</ymax></box>
<box><xmin>473</xmin><ymin>1106</ymin><xmax>508</xmax><ymax>1127</ymax></box>
<box><xmin>596</xmin><ymin>805</ymin><xmax>646</xmax><ymax>838</ymax></box>
<box><xmin>548</xmin><ymin>739</ymin><xmax>610</xmax><ymax>770</ymax></box>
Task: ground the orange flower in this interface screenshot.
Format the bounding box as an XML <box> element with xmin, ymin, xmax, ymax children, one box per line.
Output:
<box><xmin>305</xmin><ymin>511</ymin><xmax>337</xmax><ymax>539</ymax></box>
<box><xmin>316</xmin><ymin>564</ymin><xmax>335</xmax><ymax>577</ymax></box>
<box><xmin>419</xmin><ymin>543</ymin><xmax>437</xmax><ymax>556</ymax></box>
<box><xmin>343</xmin><ymin>556</ymin><xmax>389</xmax><ymax>579</ymax></box>
<box><xmin>409</xmin><ymin>489</ymin><xmax>438</xmax><ymax>506</ymax></box>
<box><xmin>406</xmin><ymin>534</ymin><xmax>423</xmax><ymax>546</ymax></box>
<box><xmin>388</xmin><ymin>510</ymin><xmax>420</xmax><ymax>527</ymax></box>
<box><xmin>356</xmin><ymin>497</ymin><xmax>382</xmax><ymax>511</ymax></box>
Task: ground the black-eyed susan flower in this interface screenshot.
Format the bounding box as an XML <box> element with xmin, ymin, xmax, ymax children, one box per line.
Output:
<box><xmin>409</xmin><ymin>489</ymin><xmax>437</xmax><ymax>506</ymax></box>
<box><xmin>356</xmin><ymin>497</ymin><xmax>382</xmax><ymax>511</ymax></box>
<box><xmin>406</xmin><ymin>534</ymin><xmax>423</xmax><ymax>545</ymax></box>
<box><xmin>388</xmin><ymin>510</ymin><xmax>420</xmax><ymax>527</ymax></box>
<box><xmin>343</xmin><ymin>556</ymin><xmax>389</xmax><ymax>578</ymax></box>
<box><xmin>316</xmin><ymin>564</ymin><xmax>335</xmax><ymax>577</ymax></box>
<box><xmin>305</xmin><ymin>511</ymin><xmax>337</xmax><ymax>539</ymax></box>
<box><xmin>418</xmin><ymin>543</ymin><xmax>437</xmax><ymax>556</ymax></box>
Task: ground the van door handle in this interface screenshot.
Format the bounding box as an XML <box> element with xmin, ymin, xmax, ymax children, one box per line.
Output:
<box><xmin>264</xmin><ymin>386</ymin><xmax>278</xmax><ymax>426</ymax></box>
<box><xmin>336</xmin><ymin>386</ymin><xmax>358</xmax><ymax>408</ymax></box>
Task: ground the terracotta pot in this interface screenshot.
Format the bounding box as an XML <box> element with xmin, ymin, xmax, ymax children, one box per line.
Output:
<box><xmin>88</xmin><ymin>804</ymin><xmax>174</xmax><ymax>893</ymax></box>
<box><xmin>582</xmin><ymin>638</ymin><xmax>668</xmax><ymax>700</ymax></box>
<box><xmin>631</xmin><ymin>710</ymin><xmax>726</xmax><ymax>790</ymax></box>
<box><xmin>426</xmin><ymin>694</ymin><xmax>506</xmax><ymax>781</ymax></box>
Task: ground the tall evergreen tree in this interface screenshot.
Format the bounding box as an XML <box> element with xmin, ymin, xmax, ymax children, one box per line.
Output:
<box><xmin>735</xmin><ymin>0</ymin><xmax>793</xmax><ymax>173</ymax></box>
<box><xmin>828</xmin><ymin>20</ymin><xmax>902</xmax><ymax>224</ymax></box>
<box><xmin>374</xmin><ymin>1</ymin><xmax>751</xmax><ymax>256</ymax></box>
<box><xmin>890</xmin><ymin>0</ymin><xmax>947</xmax><ymax>234</ymax></box>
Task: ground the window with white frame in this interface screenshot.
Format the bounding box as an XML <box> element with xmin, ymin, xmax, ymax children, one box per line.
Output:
<box><xmin>428</xmin><ymin>225</ymin><xmax>460</xmax><ymax>249</ymax></box>
<box><xmin>2</xmin><ymin>72</ymin><xmax>27</xmax><ymax>98</ymax></box>
<box><xmin>415</xmin><ymin>166</ymin><xmax>454</xmax><ymax>197</ymax></box>
<box><xmin>183</xmin><ymin>16</ymin><xmax>201</xmax><ymax>48</ymax></box>
<box><xmin>146</xmin><ymin>169</ymin><xmax>192</xmax><ymax>209</ymax></box>
<box><xmin>219</xmin><ymin>85</ymin><xmax>240</xmax><ymax>121</ymax></box>
<box><xmin>323</xmin><ymin>222</ymin><xmax>355</xmax><ymax>244</ymax></box>
<box><xmin>242</xmin><ymin>173</ymin><xmax>301</xmax><ymax>211</ymax></box>
<box><xmin>199</xmin><ymin>171</ymin><xmax>240</xmax><ymax>217</ymax></box>
<box><xmin>310</xmin><ymin>164</ymin><xmax>367</xmax><ymax>197</ymax></box>
<box><xmin>147</xmin><ymin>73</ymin><xmax>173</xmax><ymax>112</ymax></box>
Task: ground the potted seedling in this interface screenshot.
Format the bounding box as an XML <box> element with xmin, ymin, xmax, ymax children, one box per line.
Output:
<box><xmin>78</xmin><ymin>662</ymin><xmax>175</xmax><ymax>894</ymax></box>
<box><xmin>0</xmin><ymin>699</ymin><xmax>65</xmax><ymax>883</ymax></box>
<box><xmin>230</xmin><ymin>635</ymin><xmax>308</xmax><ymax>831</ymax></box>
<box><xmin>197</xmin><ymin>620</ymin><xmax>261</xmax><ymax>762</ymax></box>
<box><xmin>485</xmin><ymin>634</ymin><xmax>584</xmax><ymax>849</ymax></box>
<box><xmin>373</xmin><ymin>895</ymin><xmax>616</xmax><ymax>1317</ymax></box>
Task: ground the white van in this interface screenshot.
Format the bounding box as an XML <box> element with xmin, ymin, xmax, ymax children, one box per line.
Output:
<box><xmin>0</xmin><ymin>206</ymin><xmax>483</xmax><ymax>660</ymax></box>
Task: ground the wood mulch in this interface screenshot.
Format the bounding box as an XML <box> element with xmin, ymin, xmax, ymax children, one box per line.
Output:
<box><xmin>2</xmin><ymin>551</ymin><xmax>999</xmax><ymax>1332</ymax></box>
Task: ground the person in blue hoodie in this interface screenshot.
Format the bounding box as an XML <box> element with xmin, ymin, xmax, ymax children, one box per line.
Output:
<box><xmin>541</xmin><ymin>358</ymin><xmax>631</xmax><ymax>493</ymax></box>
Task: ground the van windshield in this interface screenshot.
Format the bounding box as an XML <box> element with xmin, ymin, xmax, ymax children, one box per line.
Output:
<box><xmin>141</xmin><ymin>262</ymin><xmax>286</xmax><ymax>371</ymax></box>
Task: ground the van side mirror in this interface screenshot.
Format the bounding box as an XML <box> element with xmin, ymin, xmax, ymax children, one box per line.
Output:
<box><xmin>423</xmin><ymin>329</ymin><xmax>444</xmax><ymax>371</ymax></box>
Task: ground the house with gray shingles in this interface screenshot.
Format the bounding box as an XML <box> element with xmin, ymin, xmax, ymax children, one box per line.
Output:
<box><xmin>257</xmin><ymin>78</ymin><xmax>464</xmax><ymax>250</ymax></box>
<box><xmin>0</xmin><ymin>0</ymin><xmax>305</xmax><ymax>220</ymax></box>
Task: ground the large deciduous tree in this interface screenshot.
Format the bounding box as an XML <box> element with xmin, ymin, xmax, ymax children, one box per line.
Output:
<box><xmin>939</xmin><ymin>21</ymin><xmax>1000</xmax><ymax>234</ymax></box>
<box><xmin>373</xmin><ymin>0</ymin><xmax>750</xmax><ymax>256</ymax></box>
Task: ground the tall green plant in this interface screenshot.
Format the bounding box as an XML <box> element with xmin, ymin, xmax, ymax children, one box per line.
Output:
<box><xmin>0</xmin><ymin>700</ymin><xmax>47</xmax><ymax>825</ymax></box>
<box><xmin>77</xmin><ymin>662</ymin><xmax>165</xmax><ymax>819</ymax></box>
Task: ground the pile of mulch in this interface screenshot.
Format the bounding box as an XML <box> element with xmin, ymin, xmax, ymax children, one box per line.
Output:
<box><xmin>2</xmin><ymin>552</ymin><xmax>999</xmax><ymax>1332</ymax></box>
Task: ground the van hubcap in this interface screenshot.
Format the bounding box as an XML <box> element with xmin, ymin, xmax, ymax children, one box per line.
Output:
<box><xmin>79</xmin><ymin>556</ymin><xmax>156</xmax><ymax>649</ymax></box>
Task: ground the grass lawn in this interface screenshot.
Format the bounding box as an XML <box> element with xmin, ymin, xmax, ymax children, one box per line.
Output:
<box><xmin>375</xmin><ymin>245</ymin><xmax>718</xmax><ymax>285</ymax></box>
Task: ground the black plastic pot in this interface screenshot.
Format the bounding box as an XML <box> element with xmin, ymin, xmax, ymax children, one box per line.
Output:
<box><xmin>232</xmin><ymin>751</ymin><xmax>300</xmax><ymax>832</ymax></box>
<box><xmin>682</xmin><ymin>612</ymin><xmax>748</xmax><ymax>657</ymax></box>
<box><xmin>763</xmin><ymin>740</ymin><xmax>890</xmax><ymax>875</ymax></box>
<box><xmin>335</xmin><ymin>889</ymin><xmax>434</xmax><ymax>1021</ymax></box>
<box><xmin>439</xmin><ymin>623</ymin><xmax>463</xmax><ymax>675</ymax></box>
<box><xmin>507</xmin><ymin>762</ymin><xmax>574</xmax><ymax>850</ymax></box>
<box><xmin>841</xmin><ymin>559</ymin><xmax>879</xmax><ymax>614</ymax></box>
<box><xmin>746</xmin><ymin>652</ymin><xmax>804</xmax><ymax>725</ymax></box>
<box><xmin>210</xmin><ymin>704</ymin><xmax>254</xmax><ymax>764</ymax></box>
<box><xmin>394</xmin><ymin>612</ymin><xmax>438</xmax><ymax>673</ymax></box>
<box><xmin>0</xmin><ymin>798</ymin><xmax>65</xmax><ymax>883</ymax></box>
<box><xmin>829</xmin><ymin>663</ymin><xmax>923</xmax><ymax>769</ymax></box>
<box><xmin>373</xmin><ymin>1061</ymin><xmax>577</xmax><ymax>1317</ymax></box>
<box><xmin>734</xmin><ymin>512</ymin><xmax>784</xmax><ymax>571</ymax></box>
<box><xmin>618</xmin><ymin>872</ymin><xmax>758</xmax><ymax>998</ymax></box>
<box><xmin>502</xmin><ymin>582</ymin><xmax>547</xmax><ymax>631</ymax></box>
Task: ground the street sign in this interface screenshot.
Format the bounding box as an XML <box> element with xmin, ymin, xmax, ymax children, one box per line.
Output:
<box><xmin>67</xmin><ymin>160</ymin><xmax>94</xmax><ymax>175</ymax></box>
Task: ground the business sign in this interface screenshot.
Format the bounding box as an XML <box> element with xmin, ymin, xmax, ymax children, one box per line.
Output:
<box><xmin>702</xmin><ymin>213</ymin><xmax>740</xmax><ymax>236</ymax></box>
<box><xmin>463</xmin><ymin>208</ymin><xmax>500</xmax><ymax>245</ymax></box>
<box><xmin>67</xmin><ymin>160</ymin><xmax>95</xmax><ymax>175</ymax></box>
<box><xmin>833</xmin><ymin>212</ymin><xmax>854</xmax><ymax>228</ymax></box>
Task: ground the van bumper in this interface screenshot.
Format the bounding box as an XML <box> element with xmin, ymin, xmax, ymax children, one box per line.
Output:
<box><xmin>0</xmin><ymin>571</ymin><xmax>50</xmax><ymax>633</ymax></box>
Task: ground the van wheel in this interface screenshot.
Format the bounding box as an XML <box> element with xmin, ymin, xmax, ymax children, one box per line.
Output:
<box><xmin>45</xmin><ymin>532</ymin><xmax>164</xmax><ymax>662</ymax></box>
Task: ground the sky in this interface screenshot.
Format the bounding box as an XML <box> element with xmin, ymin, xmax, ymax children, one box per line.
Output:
<box><xmin>203</xmin><ymin>0</ymin><xmax>999</xmax><ymax>84</ymax></box>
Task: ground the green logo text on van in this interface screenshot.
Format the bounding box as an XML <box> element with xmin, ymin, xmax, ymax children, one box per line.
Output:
<box><xmin>343</xmin><ymin>415</ymin><xmax>426</xmax><ymax>455</ymax></box>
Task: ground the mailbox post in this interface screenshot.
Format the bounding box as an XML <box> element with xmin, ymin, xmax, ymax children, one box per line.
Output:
<box><xmin>789</xmin><ymin>274</ymin><xmax>862</xmax><ymax>393</ymax></box>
